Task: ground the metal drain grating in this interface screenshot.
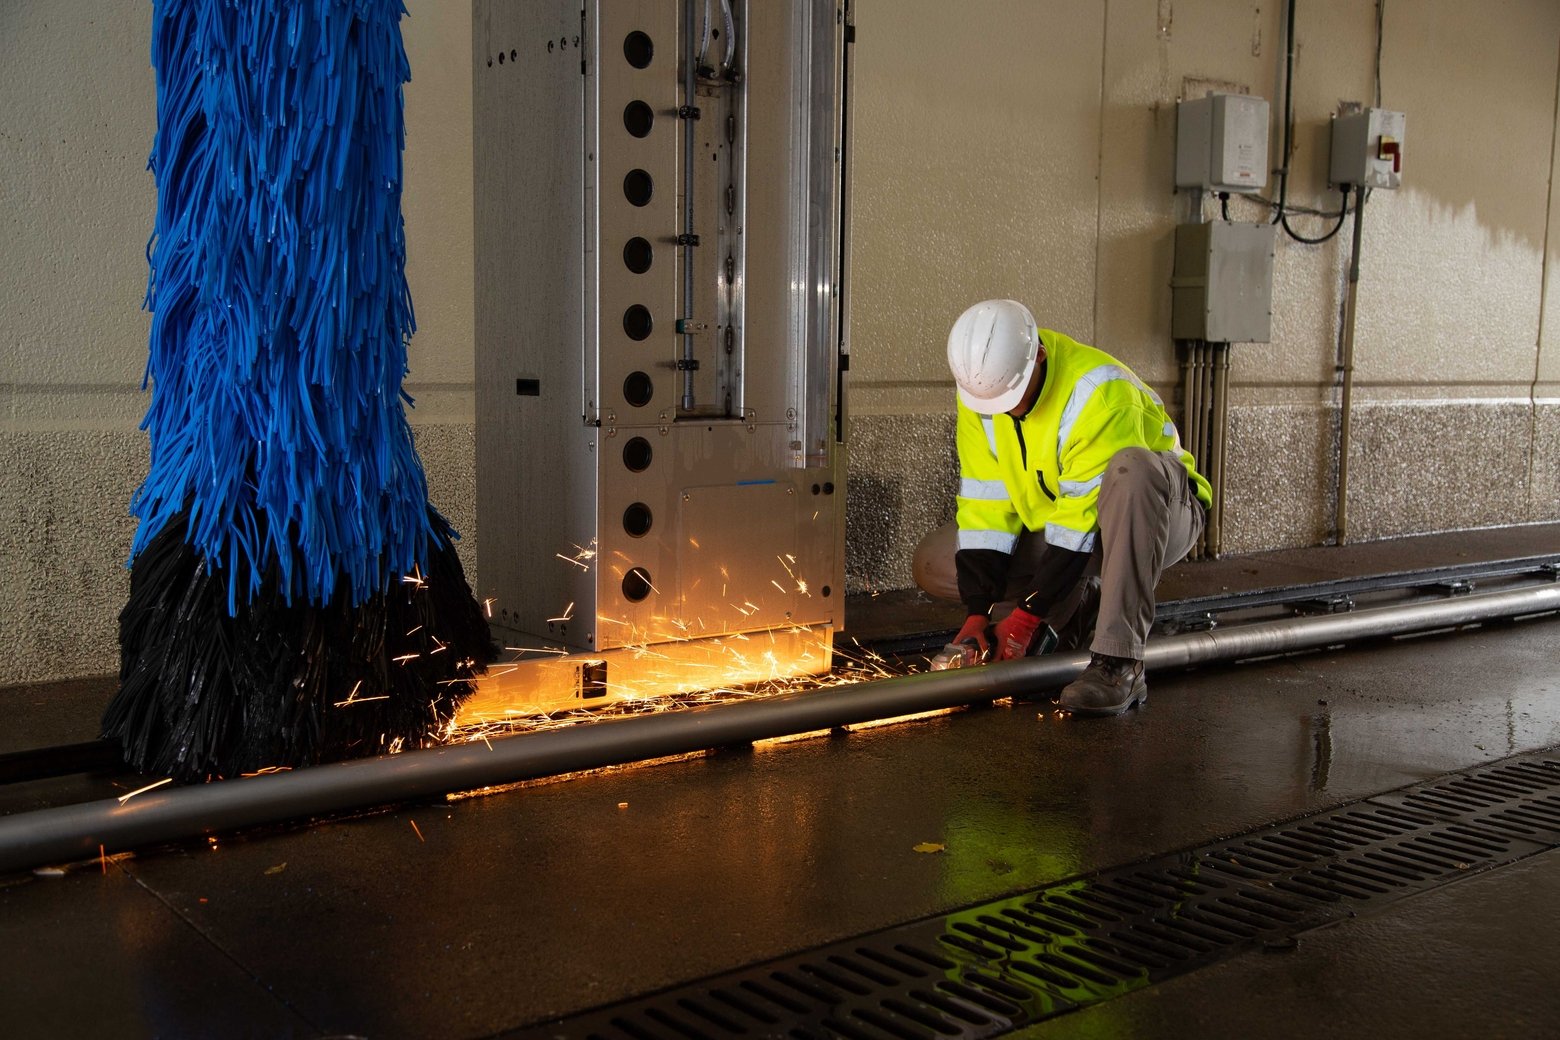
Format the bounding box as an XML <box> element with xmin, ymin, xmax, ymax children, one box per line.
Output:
<box><xmin>514</xmin><ymin>750</ymin><xmax>1560</xmax><ymax>1040</ymax></box>
<box><xmin>1369</xmin><ymin>756</ymin><xmax>1560</xmax><ymax>844</ymax></box>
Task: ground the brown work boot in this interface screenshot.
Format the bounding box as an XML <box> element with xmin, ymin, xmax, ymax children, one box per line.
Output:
<box><xmin>1059</xmin><ymin>653</ymin><xmax>1148</xmax><ymax>716</ymax></box>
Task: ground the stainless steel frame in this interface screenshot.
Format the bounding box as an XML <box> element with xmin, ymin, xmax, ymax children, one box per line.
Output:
<box><xmin>474</xmin><ymin>1</ymin><xmax>853</xmax><ymax>701</ymax></box>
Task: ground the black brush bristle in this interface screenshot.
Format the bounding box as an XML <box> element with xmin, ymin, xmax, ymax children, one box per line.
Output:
<box><xmin>106</xmin><ymin>509</ymin><xmax>495</xmax><ymax>781</ymax></box>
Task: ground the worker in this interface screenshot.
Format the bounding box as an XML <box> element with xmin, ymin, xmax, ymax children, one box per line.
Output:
<box><xmin>912</xmin><ymin>299</ymin><xmax>1211</xmax><ymax>716</ymax></box>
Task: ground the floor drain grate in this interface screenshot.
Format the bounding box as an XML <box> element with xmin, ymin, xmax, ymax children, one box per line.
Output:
<box><xmin>512</xmin><ymin>750</ymin><xmax>1560</xmax><ymax>1040</ymax></box>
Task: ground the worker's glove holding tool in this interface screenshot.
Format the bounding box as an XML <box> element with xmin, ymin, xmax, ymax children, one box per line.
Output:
<box><xmin>994</xmin><ymin>607</ymin><xmax>1047</xmax><ymax>661</ymax></box>
<box><xmin>930</xmin><ymin>609</ymin><xmax>1060</xmax><ymax>670</ymax></box>
<box><xmin>928</xmin><ymin>614</ymin><xmax>993</xmax><ymax>670</ymax></box>
<box><xmin>995</xmin><ymin>602</ymin><xmax>1062</xmax><ymax>661</ymax></box>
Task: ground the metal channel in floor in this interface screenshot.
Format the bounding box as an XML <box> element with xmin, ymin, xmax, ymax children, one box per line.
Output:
<box><xmin>515</xmin><ymin>749</ymin><xmax>1560</xmax><ymax>1040</ymax></box>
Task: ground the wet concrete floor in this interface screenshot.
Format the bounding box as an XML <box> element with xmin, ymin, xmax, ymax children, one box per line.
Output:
<box><xmin>2</xmin><ymin>527</ymin><xmax>1559</xmax><ymax>1038</ymax></box>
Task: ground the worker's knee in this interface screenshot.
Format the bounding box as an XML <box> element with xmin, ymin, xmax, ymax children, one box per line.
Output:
<box><xmin>911</xmin><ymin>522</ymin><xmax>960</xmax><ymax>601</ymax></box>
<box><xmin>1100</xmin><ymin>446</ymin><xmax>1159</xmax><ymax>496</ymax></box>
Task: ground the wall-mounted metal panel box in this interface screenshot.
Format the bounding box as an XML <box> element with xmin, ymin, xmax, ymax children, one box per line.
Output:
<box><xmin>1171</xmin><ymin>220</ymin><xmax>1276</xmax><ymax>343</ymax></box>
<box><xmin>1175</xmin><ymin>94</ymin><xmax>1270</xmax><ymax>194</ymax></box>
<box><xmin>1330</xmin><ymin>108</ymin><xmax>1406</xmax><ymax>190</ymax></box>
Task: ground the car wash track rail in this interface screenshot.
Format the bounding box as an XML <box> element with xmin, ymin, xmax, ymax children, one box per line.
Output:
<box><xmin>1</xmin><ymin>554</ymin><xmax>1558</xmax><ymax>874</ymax></box>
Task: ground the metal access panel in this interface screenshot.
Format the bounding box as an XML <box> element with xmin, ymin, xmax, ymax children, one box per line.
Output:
<box><xmin>1170</xmin><ymin>220</ymin><xmax>1276</xmax><ymax>343</ymax></box>
<box><xmin>473</xmin><ymin>1</ymin><xmax>852</xmax><ymax>691</ymax></box>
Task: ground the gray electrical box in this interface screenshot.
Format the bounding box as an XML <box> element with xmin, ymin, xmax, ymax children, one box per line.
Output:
<box><xmin>1171</xmin><ymin>221</ymin><xmax>1276</xmax><ymax>343</ymax></box>
<box><xmin>1175</xmin><ymin>94</ymin><xmax>1270</xmax><ymax>194</ymax></box>
<box><xmin>1331</xmin><ymin>108</ymin><xmax>1406</xmax><ymax>190</ymax></box>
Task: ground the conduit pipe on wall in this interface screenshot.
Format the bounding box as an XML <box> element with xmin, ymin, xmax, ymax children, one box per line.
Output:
<box><xmin>1</xmin><ymin>582</ymin><xmax>1557</xmax><ymax>874</ymax></box>
<box><xmin>1181</xmin><ymin>340</ymin><xmax>1205</xmax><ymax>558</ymax></box>
<box><xmin>1335</xmin><ymin>185</ymin><xmax>1366</xmax><ymax>543</ymax></box>
<box><xmin>1180</xmin><ymin>339</ymin><xmax>1230</xmax><ymax>558</ymax></box>
<box><xmin>1207</xmin><ymin>342</ymin><xmax>1231</xmax><ymax>556</ymax></box>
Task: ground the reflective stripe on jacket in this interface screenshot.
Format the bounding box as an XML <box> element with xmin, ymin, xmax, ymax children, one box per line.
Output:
<box><xmin>955</xmin><ymin>330</ymin><xmax>1213</xmax><ymax>557</ymax></box>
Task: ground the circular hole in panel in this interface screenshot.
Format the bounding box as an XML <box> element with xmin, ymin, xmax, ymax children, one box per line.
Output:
<box><xmin>623</xmin><ymin>237</ymin><xmax>653</xmax><ymax>274</ymax></box>
<box><xmin>623</xmin><ymin>304</ymin><xmax>653</xmax><ymax>341</ymax></box>
<box><xmin>623</xmin><ymin>169</ymin><xmax>653</xmax><ymax>207</ymax></box>
<box><xmin>623</xmin><ymin>503</ymin><xmax>653</xmax><ymax>538</ymax></box>
<box><xmin>623</xmin><ymin>31</ymin><xmax>654</xmax><ymax>69</ymax></box>
<box><xmin>623</xmin><ymin>100</ymin><xmax>654</xmax><ymax>138</ymax></box>
<box><xmin>822</xmin><ymin>585</ymin><xmax>832</xmax><ymax>598</ymax></box>
<box><xmin>623</xmin><ymin>371</ymin><xmax>654</xmax><ymax>407</ymax></box>
<box><xmin>623</xmin><ymin>567</ymin><xmax>654</xmax><ymax>602</ymax></box>
<box><xmin>623</xmin><ymin>436</ymin><xmax>653</xmax><ymax>472</ymax></box>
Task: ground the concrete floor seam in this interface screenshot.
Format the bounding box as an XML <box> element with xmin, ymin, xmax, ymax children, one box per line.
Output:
<box><xmin>125</xmin><ymin>868</ymin><xmax>323</xmax><ymax>1036</ymax></box>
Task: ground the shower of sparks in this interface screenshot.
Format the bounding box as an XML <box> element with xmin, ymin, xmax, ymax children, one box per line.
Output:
<box><xmin>409</xmin><ymin>820</ymin><xmax>425</xmax><ymax>843</ymax></box>
<box><xmin>117</xmin><ymin>777</ymin><xmax>174</xmax><ymax>805</ymax></box>
<box><xmin>400</xmin><ymin>564</ymin><xmax>426</xmax><ymax>588</ymax></box>
<box><xmin>391</xmin><ymin>653</ymin><xmax>419</xmax><ymax>664</ymax></box>
<box><xmin>441</xmin><ymin>634</ymin><xmax>909</xmax><ymax>750</ymax></box>
<box><xmin>483</xmin><ymin>598</ymin><xmax>495</xmax><ymax>618</ymax></box>
<box><xmin>546</xmin><ymin>602</ymin><xmax>576</xmax><ymax>624</ymax></box>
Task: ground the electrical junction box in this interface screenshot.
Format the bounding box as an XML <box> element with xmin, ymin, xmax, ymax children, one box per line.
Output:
<box><xmin>1171</xmin><ymin>220</ymin><xmax>1277</xmax><ymax>343</ymax></box>
<box><xmin>1331</xmin><ymin>108</ymin><xmax>1406</xmax><ymax>189</ymax></box>
<box><xmin>1176</xmin><ymin>93</ymin><xmax>1270</xmax><ymax>194</ymax></box>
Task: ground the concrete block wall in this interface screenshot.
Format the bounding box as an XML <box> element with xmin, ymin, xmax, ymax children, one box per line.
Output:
<box><xmin>5</xmin><ymin>0</ymin><xmax>1559</xmax><ymax>684</ymax></box>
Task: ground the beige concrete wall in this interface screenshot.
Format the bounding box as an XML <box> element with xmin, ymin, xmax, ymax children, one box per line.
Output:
<box><xmin>5</xmin><ymin>0</ymin><xmax>1559</xmax><ymax>682</ymax></box>
<box><xmin>848</xmin><ymin>0</ymin><xmax>1560</xmax><ymax>585</ymax></box>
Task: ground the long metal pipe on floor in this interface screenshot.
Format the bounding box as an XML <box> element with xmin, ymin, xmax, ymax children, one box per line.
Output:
<box><xmin>2</xmin><ymin>582</ymin><xmax>1558</xmax><ymax>873</ymax></box>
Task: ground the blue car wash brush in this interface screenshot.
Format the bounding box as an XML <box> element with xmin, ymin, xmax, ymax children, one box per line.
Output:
<box><xmin>105</xmin><ymin>0</ymin><xmax>495</xmax><ymax>781</ymax></box>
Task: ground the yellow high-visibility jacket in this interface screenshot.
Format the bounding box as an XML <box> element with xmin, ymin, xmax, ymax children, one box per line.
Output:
<box><xmin>956</xmin><ymin>330</ymin><xmax>1212</xmax><ymax>601</ymax></box>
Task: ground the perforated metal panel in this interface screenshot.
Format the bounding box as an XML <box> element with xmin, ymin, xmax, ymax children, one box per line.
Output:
<box><xmin>474</xmin><ymin>0</ymin><xmax>850</xmax><ymax>661</ymax></box>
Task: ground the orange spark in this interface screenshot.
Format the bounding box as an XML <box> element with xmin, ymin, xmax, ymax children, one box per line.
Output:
<box><xmin>117</xmin><ymin>777</ymin><xmax>174</xmax><ymax>805</ymax></box>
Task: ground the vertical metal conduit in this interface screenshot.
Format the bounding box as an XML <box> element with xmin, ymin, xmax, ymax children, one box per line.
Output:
<box><xmin>1207</xmin><ymin>341</ymin><xmax>1231</xmax><ymax>556</ymax></box>
<box><xmin>1335</xmin><ymin>185</ymin><xmax>1366</xmax><ymax>544</ymax></box>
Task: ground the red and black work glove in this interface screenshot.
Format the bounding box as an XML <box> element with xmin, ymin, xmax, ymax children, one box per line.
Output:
<box><xmin>993</xmin><ymin>607</ymin><xmax>1045</xmax><ymax>661</ymax></box>
<box><xmin>954</xmin><ymin>614</ymin><xmax>992</xmax><ymax>655</ymax></box>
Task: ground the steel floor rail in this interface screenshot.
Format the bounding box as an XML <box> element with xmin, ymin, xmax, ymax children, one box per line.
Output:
<box><xmin>509</xmin><ymin>748</ymin><xmax>1560</xmax><ymax>1040</ymax></box>
<box><xmin>1154</xmin><ymin>553</ymin><xmax>1560</xmax><ymax>627</ymax></box>
<box><xmin>5</xmin><ymin>557</ymin><xmax>1555</xmax><ymax>787</ymax></box>
<box><xmin>0</xmin><ymin>582</ymin><xmax>1557</xmax><ymax>874</ymax></box>
<box><xmin>856</xmin><ymin>554</ymin><xmax>1560</xmax><ymax>659</ymax></box>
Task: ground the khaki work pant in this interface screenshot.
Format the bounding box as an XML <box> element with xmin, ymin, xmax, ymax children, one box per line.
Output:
<box><xmin>911</xmin><ymin>447</ymin><xmax>1205</xmax><ymax>660</ymax></box>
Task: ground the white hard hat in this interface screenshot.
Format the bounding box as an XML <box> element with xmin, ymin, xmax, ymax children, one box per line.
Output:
<box><xmin>946</xmin><ymin>299</ymin><xmax>1042</xmax><ymax>414</ymax></box>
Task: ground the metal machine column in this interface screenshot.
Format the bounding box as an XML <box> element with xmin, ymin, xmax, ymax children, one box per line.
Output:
<box><xmin>472</xmin><ymin>0</ymin><xmax>852</xmax><ymax>715</ymax></box>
